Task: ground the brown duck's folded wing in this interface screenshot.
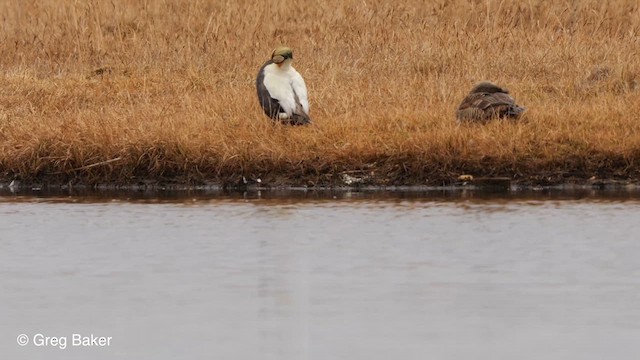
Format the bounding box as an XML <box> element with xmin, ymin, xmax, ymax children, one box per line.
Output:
<box><xmin>457</xmin><ymin>92</ymin><xmax>496</xmax><ymax>121</ymax></box>
<box><xmin>456</xmin><ymin>92</ymin><xmax>522</xmax><ymax>121</ymax></box>
<box><xmin>490</xmin><ymin>92</ymin><xmax>525</xmax><ymax>118</ymax></box>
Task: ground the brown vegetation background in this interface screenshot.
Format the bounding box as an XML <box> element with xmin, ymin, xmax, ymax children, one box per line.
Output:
<box><xmin>1</xmin><ymin>0</ymin><xmax>639</xmax><ymax>186</ymax></box>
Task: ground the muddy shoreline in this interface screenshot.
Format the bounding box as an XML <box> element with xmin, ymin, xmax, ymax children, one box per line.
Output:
<box><xmin>2</xmin><ymin>176</ymin><xmax>639</xmax><ymax>194</ymax></box>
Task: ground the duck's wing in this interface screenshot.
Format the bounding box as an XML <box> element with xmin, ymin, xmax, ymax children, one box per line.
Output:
<box><xmin>456</xmin><ymin>92</ymin><xmax>495</xmax><ymax>122</ymax></box>
<box><xmin>256</xmin><ymin>61</ymin><xmax>284</xmax><ymax>118</ymax></box>
<box><xmin>457</xmin><ymin>92</ymin><xmax>523</xmax><ymax>122</ymax></box>
<box><xmin>288</xmin><ymin>92</ymin><xmax>311</xmax><ymax>125</ymax></box>
<box><xmin>290</xmin><ymin>68</ymin><xmax>310</xmax><ymax>115</ymax></box>
<box><xmin>490</xmin><ymin>92</ymin><xmax>525</xmax><ymax>119</ymax></box>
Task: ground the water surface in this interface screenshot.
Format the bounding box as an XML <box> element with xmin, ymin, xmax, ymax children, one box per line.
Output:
<box><xmin>1</xmin><ymin>190</ymin><xmax>639</xmax><ymax>359</ymax></box>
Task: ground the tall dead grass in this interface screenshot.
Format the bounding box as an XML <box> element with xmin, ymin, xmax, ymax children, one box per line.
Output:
<box><xmin>1</xmin><ymin>0</ymin><xmax>639</xmax><ymax>186</ymax></box>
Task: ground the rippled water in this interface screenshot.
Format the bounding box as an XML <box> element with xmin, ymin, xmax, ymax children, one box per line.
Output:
<box><xmin>1</xmin><ymin>190</ymin><xmax>640</xmax><ymax>360</ymax></box>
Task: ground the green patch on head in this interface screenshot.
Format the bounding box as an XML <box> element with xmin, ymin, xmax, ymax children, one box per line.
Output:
<box><xmin>272</xmin><ymin>46</ymin><xmax>293</xmax><ymax>63</ymax></box>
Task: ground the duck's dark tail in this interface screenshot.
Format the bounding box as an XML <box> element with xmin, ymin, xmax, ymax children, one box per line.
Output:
<box><xmin>504</xmin><ymin>105</ymin><xmax>525</xmax><ymax>119</ymax></box>
<box><xmin>285</xmin><ymin>113</ymin><xmax>312</xmax><ymax>125</ymax></box>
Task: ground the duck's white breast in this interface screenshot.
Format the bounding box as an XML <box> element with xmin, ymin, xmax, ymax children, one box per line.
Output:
<box><xmin>262</xmin><ymin>64</ymin><xmax>297</xmax><ymax>115</ymax></box>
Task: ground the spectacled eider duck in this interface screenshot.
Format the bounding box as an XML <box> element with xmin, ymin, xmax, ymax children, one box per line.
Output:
<box><xmin>456</xmin><ymin>81</ymin><xmax>525</xmax><ymax>123</ymax></box>
<box><xmin>256</xmin><ymin>46</ymin><xmax>311</xmax><ymax>125</ymax></box>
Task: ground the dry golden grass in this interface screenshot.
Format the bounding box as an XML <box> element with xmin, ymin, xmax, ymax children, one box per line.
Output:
<box><xmin>1</xmin><ymin>0</ymin><xmax>640</xmax><ymax>186</ymax></box>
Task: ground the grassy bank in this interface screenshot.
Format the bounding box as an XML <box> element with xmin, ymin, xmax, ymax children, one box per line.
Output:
<box><xmin>1</xmin><ymin>0</ymin><xmax>640</xmax><ymax>187</ymax></box>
